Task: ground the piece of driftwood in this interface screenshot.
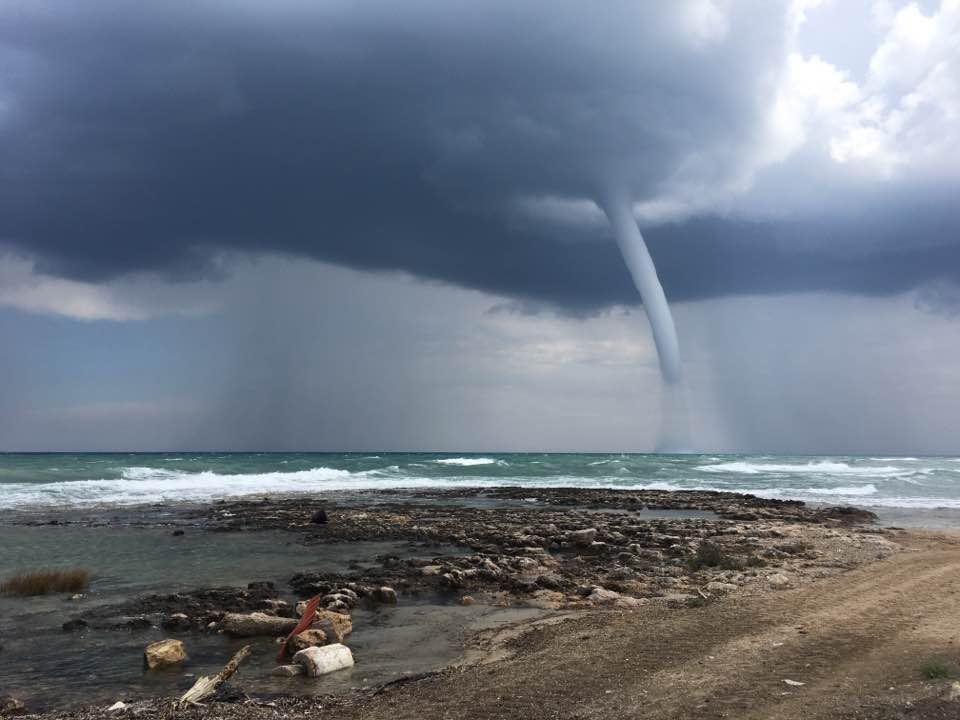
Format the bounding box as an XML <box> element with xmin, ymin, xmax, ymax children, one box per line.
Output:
<box><xmin>177</xmin><ymin>645</ymin><xmax>251</xmax><ymax>709</ymax></box>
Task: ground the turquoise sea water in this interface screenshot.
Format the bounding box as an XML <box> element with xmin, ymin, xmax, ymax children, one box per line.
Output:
<box><xmin>1</xmin><ymin>452</ymin><xmax>960</xmax><ymax>510</ymax></box>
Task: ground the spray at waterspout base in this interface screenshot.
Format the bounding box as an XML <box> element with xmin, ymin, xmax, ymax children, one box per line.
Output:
<box><xmin>599</xmin><ymin>192</ymin><xmax>689</xmax><ymax>452</ymax></box>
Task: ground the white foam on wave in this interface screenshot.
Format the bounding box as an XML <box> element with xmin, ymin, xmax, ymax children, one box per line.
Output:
<box><xmin>0</xmin><ymin>466</ymin><xmax>432</xmax><ymax>508</ymax></box>
<box><xmin>2</xmin><ymin>462</ymin><xmax>959</xmax><ymax>511</ymax></box>
<box><xmin>434</xmin><ymin>457</ymin><xmax>499</xmax><ymax>466</ymax></box>
<box><xmin>699</xmin><ymin>460</ymin><xmax>908</xmax><ymax>477</ymax></box>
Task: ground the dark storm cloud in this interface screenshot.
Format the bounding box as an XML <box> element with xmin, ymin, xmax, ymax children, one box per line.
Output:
<box><xmin>1</xmin><ymin>0</ymin><xmax>958</xmax><ymax>312</ymax></box>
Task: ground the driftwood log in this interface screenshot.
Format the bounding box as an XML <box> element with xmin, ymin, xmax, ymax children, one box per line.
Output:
<box><xmin>177</xmin><ymin>645</ymin><xmax>251</xmax><ymax>709</ymax></box>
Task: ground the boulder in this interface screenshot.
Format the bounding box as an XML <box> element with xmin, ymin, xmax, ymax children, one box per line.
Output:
<box><xmin>0</xmin><ymin>696</ymin><xmax>25</xmax><ymax>716</ymax></box>
<box><xmin>706</xmin><ymin>581</ymin><xmax>738</xmax><ymax>593</ymax></box>
<box><xmin>459</xmin><ymin>595</ymin><xmax>475</xmax><ymax>606</ymax></box>
<box><xmin>314</xmin><ymin>610</ymin><xmax>352</xmax><ymax>641</ymax></box>
<box><xmin>372</xmin><ymin>586</ymin><xmax>397</xmax><ymax>604</ymax></box>
<box><xmin>569</xmin><ymin>528</ymin><xmax>598</xmax><ymax>547</ymax></box>
<box><xmin>768</xmin><ymin>573</ymin><xmax>792</xmax><ymax>590</ymax></box>
<box><xmin>293</xmin><ymin>644</ymin><xmax>354</xmax><ymax>677</ymax></box>
<box><xmin>289</xmin><ymin>628</ymin><xmax>329</xmax><ymax>653</ymax></box>
<box><xmin>219</xmin><ymin>612</ymin><xmax>298</xmax><ymax>637</ymax></box>
<box><xmin>946</xmin><ymin>681</ymin><xmax>960</xmax><ymax>702</ymax></box>
<box><xmin>272</xmin><ymin>664</ymin><xmax>306</xmax><ymax>677</ymax></box>
<box><xmin>310</xmin><ymin>509</ymin><xmax>328</xmax><ymax>524</ymax></box>
<box><xmin>143</xmin><ymin>639</ymin><xmax>188</xmax><ymax>670</ymax></box>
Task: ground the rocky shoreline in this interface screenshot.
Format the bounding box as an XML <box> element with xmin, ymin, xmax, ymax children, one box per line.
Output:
<box><xmin>1</xmin><ymin>488</ymin><xmax>903</xmax><ymax>718</ymax></box>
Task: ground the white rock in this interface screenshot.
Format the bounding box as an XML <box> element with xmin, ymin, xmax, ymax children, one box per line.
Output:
<box><xmin>706</xmin><ymin>581</ymin><xmax>738</xmax><ymax>593</ymax></box>
<box><xmin>107</xmin><ymin>701</ymin><xmax>127</xmax><ymax>711</ymax></box>
<box><xmin>588</xmin><ymin>587</ymin><xmax>621</xmax><ymax>603</ymax></box>
<box><xmin>569</xmin><ymin>528</ymin><xmax>598</xmax><ymax>546</ymax></box>
<box><xmin>293</xmin><ymin>643</ymin><xmax>354</xmax><ymax>677</ymax></box>
<box><xmin>613</xmin><ymin>597</ymin><xmax>646</xmax><ymax>610</ymax></box>
<box><xmin>768</xmin><ymin>573</ymin><xmax>792</xmax><ymax>589</ymax></box>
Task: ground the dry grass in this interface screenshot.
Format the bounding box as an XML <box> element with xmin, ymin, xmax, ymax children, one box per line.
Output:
<box><xmin>0</xmin><ymin>568</ymin><xmax>90</xmax><ymax>596</ymax></box>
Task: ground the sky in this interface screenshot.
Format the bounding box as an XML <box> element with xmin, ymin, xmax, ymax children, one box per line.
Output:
<box><xmin>1</xmin><ymin>0</ymin><xmax>959</xmax><ymax>453</ymax></box>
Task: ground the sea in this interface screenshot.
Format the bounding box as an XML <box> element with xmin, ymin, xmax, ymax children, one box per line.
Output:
<box><xmin>2</xmin><ymin>452</ymin><xmax>960</xmax><ymax>516</ymax></box>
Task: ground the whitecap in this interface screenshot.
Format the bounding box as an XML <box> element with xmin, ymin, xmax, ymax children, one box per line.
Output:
<box><xmin>434</xmin><ymin>457</ymin><xmax>499</xmax><ymax>466</ymax></box>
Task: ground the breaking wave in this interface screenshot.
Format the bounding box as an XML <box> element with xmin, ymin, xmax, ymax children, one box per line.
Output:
<box><xmin>699</xmin><ymin>461</ymin><xmax>908</xmax><ymax>477</ymax></box>
<box><xmin>434</xmin><ymin>457</ymin><xmax>500</xmax><ymax>466</ymax></box>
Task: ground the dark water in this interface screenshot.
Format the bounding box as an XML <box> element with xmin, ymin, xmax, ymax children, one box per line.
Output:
<box><xmin>0</xmin><ymin>524</ymin><xmax>540</xmax><ymax>710</ymax></box>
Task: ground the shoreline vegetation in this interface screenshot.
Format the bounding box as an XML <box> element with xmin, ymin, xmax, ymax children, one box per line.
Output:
<box><xmin>0</xmin><ymin>568</ymin><xmax>89</xmax><ymax>597</ymax></box>
<box><xmin>2</xmin><ymin>487</ymin><xmax>959</xmax><ymax>719</ymax></box>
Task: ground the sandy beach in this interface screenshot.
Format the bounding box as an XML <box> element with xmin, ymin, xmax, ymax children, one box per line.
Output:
<box><xmin>3</xmin><ymin>487</ymin><xmax>958</xmax><ymax>719</ymax></box>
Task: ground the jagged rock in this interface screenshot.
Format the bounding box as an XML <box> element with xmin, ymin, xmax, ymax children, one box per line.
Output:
<box><xmin>569</xmin><ymin>528</ymin><xmax>598</xmax><ymax>546</ymax></box>
<box><xmin>482</xmin><ymin>558</ymin><xmax>502</xmax><ymax>575</ymax></box>
<box><xmin>289</xmin><ymin>628</ymin><xmax>329</xmax><ymax>653</ymax></box>
<box><xmin>315</xmin><ymin>610</ymin><xmax>352</xmax><ymax>640</ymax></box>
<box><xmin>322</xmin><ymin>592</ymin><xmax>357</xmax><ymax>612</ymax></box>
<box><xmin>372</xmin><ymin>586</ymin><xmax>397</xmax><ymax>604</ymax></box>
<box><xmin>272</xmin><ymin>664</ymin><xmax>305</xmax><ymax>677</ymax></box>
<box><xmin>293</xmin><ymin>643</ymin><xmax>354</xmax><ymax>677</ymax></box>
<box><xmin>143</xmin><ymin>639</ymin><xmax>188</xmax><ymax>670</ymax></box>
<box><xmin>219</xmin><ymin>612</ymin><xmax>298</xmax><ymax>637</ymax></box>
<box><xmin>0</xmin><ymin>696</ymin><xmax>25</xmax><ymax>716</ymax></box>
<box><xmin>107</xmin><ymin>702</ymin><xmax>127</xmax><ymax>712</ymax></box>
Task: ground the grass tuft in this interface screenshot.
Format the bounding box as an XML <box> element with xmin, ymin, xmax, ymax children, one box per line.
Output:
<box><xmin>0</xmin><ymin>568</ymin><xmax>90</xmax><ymax>597</ymax></box>
<box><xmin>920</xmin><ymin>662</ymin><xmax>953</xmax><ymax>680</ymax></box>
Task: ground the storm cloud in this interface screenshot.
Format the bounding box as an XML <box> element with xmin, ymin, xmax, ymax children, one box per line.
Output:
<box><xmin>1</xmin><ymin>0</ymin><xmax>958</xmax><ymax>313</ymax></box>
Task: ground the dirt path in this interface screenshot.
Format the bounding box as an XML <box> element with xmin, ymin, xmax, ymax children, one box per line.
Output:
<box><xmin>330</xmin><ymin>532</ymin><xmax>960</xmax><ymax>720</ymax></box>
